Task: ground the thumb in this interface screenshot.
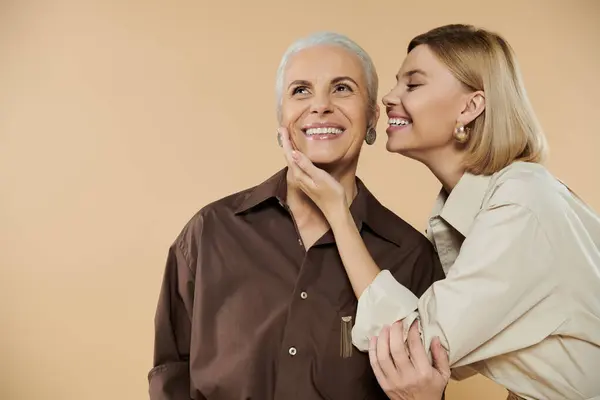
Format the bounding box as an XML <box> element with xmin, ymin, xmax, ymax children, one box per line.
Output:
<box><xmin>430</xmin><ymin>337</ymin><xmax>451</xmax><ymax>380</ymax></box>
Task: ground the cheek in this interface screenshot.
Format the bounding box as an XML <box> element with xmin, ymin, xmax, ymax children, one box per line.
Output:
<box><xmin>280</xmin><ymin>100</ymin><xmax>304</xmax><ymax>123</ymax></box>
<box><xmin>404</xmin><ymin>91</ymin><xmax>456</xmax><ymax>133</ymax></box>
<box><xmin>404</xmin><ymin>91</ymin><xmax>438</xmax><ymax>118</ymax></box>
<box><xmin>340</xmin><ymin>100</ymin><xmax>369</xmax><ymax>130</ymax></box>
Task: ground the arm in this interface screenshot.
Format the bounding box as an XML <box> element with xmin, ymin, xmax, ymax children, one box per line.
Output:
<box><xmin>325</xmin><ymin>208</ymin><xmax>436</xmax><ymax>354</ymax></box>
<box><xmin>279</xmin><ymin>127</ymin><xmax>441</xmax><ymax>300</ymax></box>
<box><xmin>351</xmin><ymin>202</ymin><xmax>564</xmax><ymax>369</ymax></box>
<box><xmin>328</xmin><ymin>208</ymin><xmax>383</xmax><ymax>297</ymax></box>
<box><xmin>148</xmin><ymin>240</ymin><xmax>198</xmax><ymax>400</ymax></box>
<box><xmin>278</xmin><ymin>131</ymin><xmax>563</xmax><ymax>368</ymax></box>
<box><xmin>328</xmin><ymin>209</ymin><xmax>444</xmax><ymax>298</ymax></box>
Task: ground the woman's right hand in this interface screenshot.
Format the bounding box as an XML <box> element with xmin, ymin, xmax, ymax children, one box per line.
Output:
<box><xmin>369</xmin><ymin>321</ymin><xmax>451</xmax><ymax>400</ymax></box>
<box><xmin>278</xmin><ymin>127</ymin><xmax>349</xmax><ymax>220</ymax></box>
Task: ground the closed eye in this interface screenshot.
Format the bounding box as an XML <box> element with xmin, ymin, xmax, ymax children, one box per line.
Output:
<box><xmin>406</xmin><ymin>84</ymin><xmax>421</xmax><ymax>91</ymax></box>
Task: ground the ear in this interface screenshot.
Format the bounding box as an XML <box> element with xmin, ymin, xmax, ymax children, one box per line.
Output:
<box><xmin>459</xmin><ymin>91</ymin><xmax>485</xmax><ymax>126</ymax></box>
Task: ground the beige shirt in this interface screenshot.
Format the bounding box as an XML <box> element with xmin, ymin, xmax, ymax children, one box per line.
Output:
<box><xmin>352</xmin><ymin>161</ymin><xmax>600</xmax><ymax>400</ymax></box>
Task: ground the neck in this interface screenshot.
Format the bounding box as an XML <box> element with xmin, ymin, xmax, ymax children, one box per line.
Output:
<box><xmin>421</xmin><ymin>148</ymin><xmax>466</xmax><ymax>193</ymax></box>
<box><xmin>286</xmin><ymin>163</ymin><xmax>357</xmax><ymax>224</ymax></box>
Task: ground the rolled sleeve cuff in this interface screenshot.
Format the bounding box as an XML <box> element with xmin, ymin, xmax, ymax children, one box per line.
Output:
<box><xmin>352</xmin><ymin>269</ymin><xmax>420</xmax><ymax>351</ymax></box>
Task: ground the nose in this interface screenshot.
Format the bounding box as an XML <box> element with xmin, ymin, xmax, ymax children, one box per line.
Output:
<box><xmin>309</xmin><ymin>92</ymin><xmax>333</xmax><ymax>115</ymax></box>
<box><xmin>382</xmin><ymin>88</ymin><xmax>400</xmax><ymax>108</ymax></box>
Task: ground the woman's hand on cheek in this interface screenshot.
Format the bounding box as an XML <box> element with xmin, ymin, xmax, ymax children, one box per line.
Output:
<box><xmin>278</xmin><ymin>127</ymin><xmax>347</xmax><ymax>218</ymax></box>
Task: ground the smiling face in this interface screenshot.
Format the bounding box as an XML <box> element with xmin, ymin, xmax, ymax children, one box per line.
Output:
<box><xmin>280</xmin><ymin>44</ymin><xmax>378</xmax><ymax>170</ymax></box>
<box><xmin>382</xmin><ymin>44</ymin><xmax>478</xmax><ymax>162</ymax></box>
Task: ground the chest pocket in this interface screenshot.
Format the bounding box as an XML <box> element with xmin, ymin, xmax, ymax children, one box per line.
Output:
<box><xmin>313</xmin><ymin>304</ymin><xmax>387</xmax><ymax>400</ymax></box>
<box><xmin>307</xmin><ymin>246</ymin><xmax>387</xmax><ymax>399</ymax></box>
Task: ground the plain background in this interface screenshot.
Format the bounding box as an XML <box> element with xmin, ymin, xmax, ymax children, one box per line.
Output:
<box><xmin>1</xmin><ymin>0</ymin><xmax>599</xmax><ymax>399</ymax></box>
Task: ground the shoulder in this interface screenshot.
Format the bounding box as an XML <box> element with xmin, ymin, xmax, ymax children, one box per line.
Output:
<box><xmin>486</xmin><ymin>162</ymin><xmax>568</xmax><ymax>216</ymax></box>
<box><xmin>173</xmin><ymin>182</ymin><xmax>263</xmax><ymax>258</ymax></box>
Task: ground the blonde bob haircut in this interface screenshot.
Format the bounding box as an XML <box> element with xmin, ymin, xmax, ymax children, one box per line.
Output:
<box><xmin>408</xmin><ymin>24</ymin><xmax>549</xmax><ymax>175</ymax></box>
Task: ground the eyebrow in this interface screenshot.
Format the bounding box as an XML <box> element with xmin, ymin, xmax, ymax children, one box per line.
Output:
<box><xmin>288</xmin><ymin>79</ymin><xmax>311</xmax><ymax>89</ymax></box>
<box><xmin>396</xmin><ymin>69</ymin><xmax>427</xmax><ymax>81</ymax></box>
<box><xmin>331</xmin><ymin>76</ymin><xmax>359</xmax><ymax>87</ymax></box>
<box><xmin>287</xmin><ymin>76</ymin><xmax>360</xmax><ymax>89</ymax></box>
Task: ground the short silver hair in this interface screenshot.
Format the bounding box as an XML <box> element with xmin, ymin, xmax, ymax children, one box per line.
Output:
<box><xmin>275</xmin><ymin>31</ymin><xmax>379</xmax><ymax>123</ymax></box>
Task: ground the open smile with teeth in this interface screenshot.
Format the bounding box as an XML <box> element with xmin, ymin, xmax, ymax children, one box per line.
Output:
<box><xmin>304</xmin><ymin>127</ymin><xmax>345</xmax><ymax>137</ymax></box>
<box><xmin>388</xmin><ymin>118</ymin><xmax>411</xmax><ymax>126</ymax></box>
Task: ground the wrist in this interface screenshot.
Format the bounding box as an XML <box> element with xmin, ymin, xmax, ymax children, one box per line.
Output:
<box><xmin>326</xmin><ymin>204</ymin><xmax>353</xmax><ymax>231</ymax></box>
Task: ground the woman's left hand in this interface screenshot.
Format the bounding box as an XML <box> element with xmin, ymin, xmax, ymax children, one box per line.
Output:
<box><xmin>279</xmin><ymin>127</ymin><xmax>348</xmax><ymax>218</ymax></box>
<box><xmin>370</xmin><ymin>321</ymin><xmax>451</xmax><ymax>400</ymax></box>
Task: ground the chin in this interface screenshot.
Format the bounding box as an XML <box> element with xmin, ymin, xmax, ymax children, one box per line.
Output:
<box><xmin>304</xmin><ymin>151</ymin><xmax>343</xmax><ymax>167</ymax></box>
<box><xmin>385</xmin><ymin>139</ymin><xmax>421</xmax><ymax>159</ymax></box>
<box><xmin>296</xmin><ymin>139</ymin><xmax>346</xmax><ymax>162</ymax></box>
<box><xmin>385</xmin><ymin>138</ymin><xmax>408</xmax><ymax>154</ymax></box>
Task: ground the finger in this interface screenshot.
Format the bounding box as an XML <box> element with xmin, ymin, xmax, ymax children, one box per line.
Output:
<box><xmin>389</xmin><ymin>321</ymin><xmax>412</xmax><ymax>372</ymax></box>
<box><xmin>278</xmin><ymin>128</ymin><xmax>312</xmax><ymax>186</ymax></box>
<box><xmin>368</xmin><ymin>336</ymin><xmax>388</xmax><ymax>388</ymax></box>
<box><xmin>406</xmin><ymin>320</ymin><xmax>429</xmax><ymax>371</ymax></box>
<box><xmin>279</xmin><ymin>127</ymin><xmax>305</xmax><ymax>163</ymax></box>
<box><xmin>283</xmin><ymin>126</ymin><xmax>300</xmax><ymax>151</ymax></box>
<box><xmin>431</xmin><ymin>337</ymin><xmax>451</xmax><ymax>381</ymax></box>
<box><xmin>289</xmin><ymin>147</ymin><xmax>319</xmax><ymax>179</ymax></box>
<box><xmin>278</xmin><ymin>127</ymin><xmax>295</xmax><ymax>165</ymax></box>
<box><xmin>277</xmin><ymin>129</ymin><xmax>318</xmax><ymax>185</ymax></box>
<box><xmin>376</xmin><ymin>326</ymin><xmax>397</xmax><ymax>378</ymax></box>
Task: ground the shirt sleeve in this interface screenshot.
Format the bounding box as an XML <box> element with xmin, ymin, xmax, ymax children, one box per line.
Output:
<box><xmin>352</xmin><ymin>202</ymin><xmax>565</xmax><ymax>369</ymax></box>
<box><xmin>148</xmin><ymin>240</ymin><xmax>200</xmax><ymax>400</ymax></box>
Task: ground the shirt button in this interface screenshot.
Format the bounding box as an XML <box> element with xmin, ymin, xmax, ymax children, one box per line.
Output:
<box><xmin>300</xmin><ymin>291</ymin><xmax>308</xmax><ymax>299</ymax></box>
<box><xmin>288</xmin><ymin>347</ymin><xmax>297</xmax><ymax>356</ymax></box>
<box><xmin>297</xmin><ymin>238</ymin><xmax>302</xmax><ymax>246</ymax></box>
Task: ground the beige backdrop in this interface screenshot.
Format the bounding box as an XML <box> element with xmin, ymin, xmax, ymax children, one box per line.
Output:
<box><xmin>1</xmin><ymin>0</ymin><xmax>599</xmax><ymax>399</ymax></box>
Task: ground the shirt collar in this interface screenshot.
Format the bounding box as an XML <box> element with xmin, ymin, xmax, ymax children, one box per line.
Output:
<box><xmin>431</xmin><ymin>172</ymin><xmax>492</xmax><ymax>237</ymax></box>
<box><xmin>234</xmin><ymin>167</ymin><xmax>404</xmax><ymax>247</ymax></box>
<box><xmin>234</xmin><ymin>168</ymin><xmax>287</xmax><ymax>214</ymax></box>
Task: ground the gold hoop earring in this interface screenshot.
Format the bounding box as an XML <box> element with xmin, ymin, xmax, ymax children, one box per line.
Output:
<box><xmin>454</xmin><ymin>123</ymin><xmax>470</xmax><ymax>144</ymax></box>
<box><xmin>365</xmin><ymin>127</ymin><xmax>376</xmax><ymax>145</ymax></box>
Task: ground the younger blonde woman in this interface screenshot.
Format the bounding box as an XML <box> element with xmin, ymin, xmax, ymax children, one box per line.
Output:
<box><xmin>280</xmin><ymin>24</ymin><xmax>600</xmax><ymax>400</ymax></box>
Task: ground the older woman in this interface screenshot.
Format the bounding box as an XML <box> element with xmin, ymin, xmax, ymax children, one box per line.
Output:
<box><xmin>280</xmin><ymin>24</ymin><xmax>600</xmax><ymax>400</ymax></box>
<box><xmin>148</xmin><ymin>31</ymin><xmax>447</xmax><ymax>400</ymax></box>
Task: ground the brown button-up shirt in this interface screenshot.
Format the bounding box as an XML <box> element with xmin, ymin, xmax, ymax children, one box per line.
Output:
<box><xmin>148</xmin><ymin>168</ymin><xmax>445</xmax><ymax>400</ymax></box>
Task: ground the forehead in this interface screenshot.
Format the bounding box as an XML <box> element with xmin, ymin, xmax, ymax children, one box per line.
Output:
<box><xmin>284</xmin><ymin>44</ymin><xmax>366</xmax><ymax>84</ymax></box>
<box><xmin>399</xmin><ymin>44</ymin><xmax>450</xmax><ymax>77</ymax></box>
